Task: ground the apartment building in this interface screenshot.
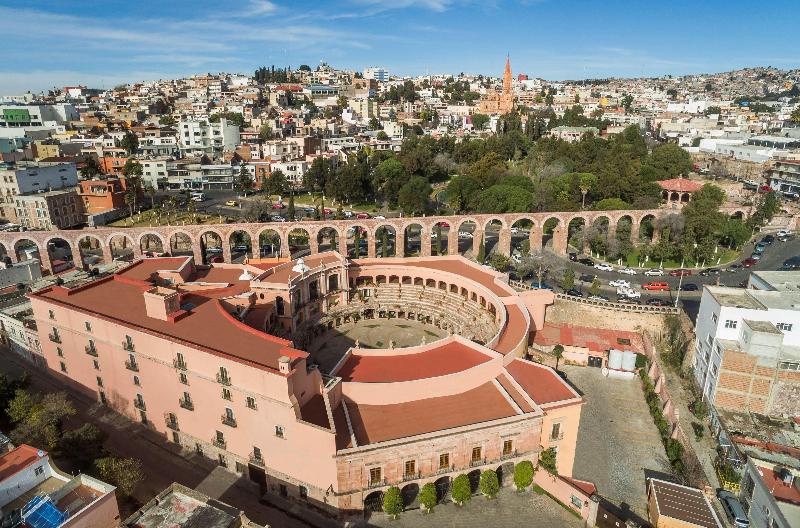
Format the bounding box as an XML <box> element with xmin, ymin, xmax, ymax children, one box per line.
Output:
<box><xmin>15</xmin><ymin>188</ymin><xmax>85</xmax><ymax>229</ymax></box>
<box><xmin>78</xmin><ymin>176</ymin><xmax>143</xmax><ymax>215</ymax></box>
<box><xmin>0</xmin><ymin>162</ymin><xmax>79</xmax><ymax>222</ymax></box>
<box><xmin>363</xmin><ymin>67</ymin><xmax>389</xmax><ymax>82</ymax></box>
<box><xmin>0</xmin><ymin>104</ymin><xmax>79</xmax><ymax>128</ymax></box>
<box><xmin>693</xmin><ymin>276</ymin><xmax>800</xmax><ymax>416</ymax></box>
<box><xmin>767</xmin><ymin>160</ymin><xmax>800</xmax><ymax>197</ymax></box>
<box><xmin>178</xmin><ymin>118</ymin><xmax>240</xmax><ymax>156</ymax></box>
<box><xmin>740</xmin><ymin>457</ymin><xmax>800</xmax><ymax>528</ymax></box>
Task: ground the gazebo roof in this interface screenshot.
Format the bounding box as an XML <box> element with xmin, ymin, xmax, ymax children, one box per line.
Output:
<box><xmin>657</xmin><ymin>178</ymin><xmax>703</xmax><ymax>192</ymax></box>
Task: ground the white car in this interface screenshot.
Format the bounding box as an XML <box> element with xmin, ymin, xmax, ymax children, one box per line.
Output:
<box><xmin>618</xmin><ymin>267</ymin><xmax>637</xmax><ymax>275</ymax></box>
<box><xmin>342</xmin><ymin>211</ymin><xmax>353</xmax><ymax>218</ymax></box>
<box><xmin>617</xmin><ymin>287</ymin><xmax>641</xmax><ymax>299</ymax></box>
<box><xmin>594</xmin><ymin>263</ymin><xmax>614</xmax><ymax>272</ymax></box>
<box><xmin>777</xmin><ymin>229</ymin><xmax>791</xmax><ymax>237</ymax></box>
<box><xmin>644</xmin><ymin>268</ymin><xmax>664</xmax><ymax>276</ymax></box>
<box><xmin>374</xmin><ymin>215</ymin><xmax>386</xmax><ymax>220</ymax></box>
<box><xmin>458</xmin><ymin>231</ymin><xmax>474</xmax><ymax>239</ymax></box>
<box><xmin>609</xmin><ymin>279</ymin><xmax>631</xmax><ymax>288</ymax></box>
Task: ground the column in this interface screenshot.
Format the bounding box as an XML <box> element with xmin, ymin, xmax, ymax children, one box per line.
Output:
<box><xmin>651</xmin><ymin>228</ymin><xmax>661</xmax><ymax>244</ymax></box>
<box><xmin>102</xmin><ymin>244</ymin><xmax>113</xmax><ymax>264</ymax></box>
<box><xmin>497</xmin><ymin>228</ymin><xmax>511</xmax><ymax>257</ymax></box>
<box><xmin>630</xmin><ymin>221</ymin><xmax>640</xmax><ymax>246</ymax></box>
<box><xmin>280</xmin><ymin>232</ymin><xmax>291</xmax><ymax>258</ymax></box>
<box><xmin>338</xmin><ymin>234</ymin><xmax>348</xmax><ymax>256</ymax></box>
<box><xmin>222</xmin><ymin>243</ymin><xmax>232</xmax><ymax>264</ymax></box>
<box><xmin>367</xmin><ymin>235</ymin><xmax>376</xmax><ymax>258</ymax></box>
<box><xmin>38</xmin><ymin>246</ymin><xmax>53</xmax><ymax>274</ymax></box>
<box><xmin>395</xmin><ymin>230</ymin><xmax>405</xmax><ymax>258</ymax></box>
<box><xmin>528</xmin><ymin>226</ymin><xmax>543</xmax><ymax>253</ymax></box>
<box><xmin>552</xmin><ymin>225</ymin><xmax>567</xmax><ymax>255</ymax></box>
<box><xmin>192</xmin><ymin>245</ymin><xmax>204</xmax><ymax>265</ymax></box>
<box><xmin>309</xmin><ymin>237</ymin><xmax>319</xmax><ymax>255</ymax></box>
<box><xmin>472</xmin><ymin>230</ymin><xmax>484</xmax><ymax>258</ymax></box>
<box><xmin>447</xmin><ymin>230</ymin><xmax>458</xmax><ymax>255</ymax></box>
<box><xmin>420</xmin><ymin>226</ymin><xmax>432</xmax><ymax>257</ymax></box>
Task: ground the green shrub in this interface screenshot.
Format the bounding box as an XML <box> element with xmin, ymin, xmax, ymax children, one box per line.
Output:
<box><xmin>419</xmin><ymin>483</ymin><xmax>437</xmax><ymax>512</ymax></box>
<box><xmin>513</xmin><ymin>460</ymin><xmax>534</xmax><ymax>491</ymax></box>
<box><xmin>692</xmin><ymin>422</ymin><xmax>704</xmax><ymax>439</ymax></box>
<box><xmin>635</xmin><ymin>353</ymin><xmax>647</xmax><ymax>369</ymax></box>
<box><xmin>539</xmin><ymin>448</ymin><xmax>558</xmax><ymax>474</ymax></box>
<box><xmin>479</xmin><ymin>470</ymin><xmax>500</xmax><ymax>499</ymax></box>
<box><xmin>666</xmin><ymin>439</ymin><xmax>684</xmax><ymax>463</ymax></box>
<box><xmin>451</xmin><ymin>474</ymin><xmax>472</xmax><ymax>505</ymax></box>
<box><xmin>382</xmin><ymin>486</ymin><xmax>403</xmax><ymax>518</ymax></box>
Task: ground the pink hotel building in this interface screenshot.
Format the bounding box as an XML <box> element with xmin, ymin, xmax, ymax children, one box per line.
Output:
<box><xmin>28</xmin><ymin>252</ymin><xmax>584</xmax><ymax>517</ymax></box>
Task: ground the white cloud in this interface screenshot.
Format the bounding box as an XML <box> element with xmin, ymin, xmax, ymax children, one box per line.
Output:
<box><xmin>246</xmin><ymin>0</ymin><xmax>279</xmax><ymax>15</ymax></box>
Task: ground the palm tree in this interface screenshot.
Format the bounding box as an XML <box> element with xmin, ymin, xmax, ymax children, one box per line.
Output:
<box><xmin>578</xmin><ymin>173</ymin><xmax>597</xmax><ymax>210</ymax></box>
<box><xmin>145</xmin><ymin>184</ymin><xmax>157</xmax><ymax>210</ymax></box>
<box><xmin>124</xmin><ymin>190</ymin><xmax>136</xmax><ymax>223</ymax></box>
<box><xmin>553</xmin><ymin>344</ymin><xmax>564</xmax><ymax>371</ymax></box>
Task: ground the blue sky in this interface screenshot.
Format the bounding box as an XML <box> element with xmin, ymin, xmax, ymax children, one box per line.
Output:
<box><xmin>1</xmin><ymin>0</ymin><xmax>799</xmax><ymax>94</ymax></box>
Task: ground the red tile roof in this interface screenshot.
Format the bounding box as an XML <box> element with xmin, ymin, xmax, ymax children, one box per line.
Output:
<box><xmin>757</xmin><ymin>466</ymin><xmax>800</xmax><ymax>505</ymax></box>
<box><xmin>656</xmin><ymin>178</ymin><xmax>703</xmax><ymax>192</ymax></box>
<box><xmin>496</xmin><ymin>374</ymin><xmax>536</xmax><ymax>413</ymax></box>
<box><xmin>504</xmin><ymin>359</ymin><xmax>580</xmax><ymax>405</ymax></box>
<box><xmin>335</xmin><ymin>340</ymin><xmax>492</xmax><ymax>383</ymax></box>
<box><xmin>344</xmin><ymin>382</ymin><xmax>517</xmax><ymax>445</ymax></box>
<box><xmin>0</xmin><ymin>445</ymin><xmax>46</xmax><ymax>481</ymax></box>
<box><xmin>494</xmin><ymin>303</ymin><xmax>528</xmax><ymax>354</ymax></box>
<box><xmin>533</xmin><ymin>322</ymin><xmax>643</xmax><ymax>354</ymax></box>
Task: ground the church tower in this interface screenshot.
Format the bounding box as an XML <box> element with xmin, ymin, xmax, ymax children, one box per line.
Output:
<box><xmin>503</xmin><ymin>55</ymin><xmax>513</xmax><ymax>95</ymax></box>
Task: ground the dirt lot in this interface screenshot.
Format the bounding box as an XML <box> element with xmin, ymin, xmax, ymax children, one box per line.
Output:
<box><xmin>545</xmin><ymin>300</ymin><xmax>668</xmax><ymax>335</ymax></box>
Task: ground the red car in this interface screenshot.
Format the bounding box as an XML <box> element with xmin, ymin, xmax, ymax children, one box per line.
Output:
<box><xmin>356</xmin><ymin>212</ymin><xmax>370</xmax><ymax>219</ymax></box>
<box><xmin>271</xmin><ymin>203</ymin><xmax>284</xmax><ymax>209</ymax></box>
<box><xmin>742</xmin><ymin>258</ymin><xmax>758</xmax><ymax>268</ymax></box>
<box><xmin>669</xmin><ymin>269</ymin><xmax>692</xmax><ymax>277</ymax></box>
<box><xmin>642</xmin><ymin>281</ymin><xmax>670</xmax><ymax>291</ymax></box>
<box><xmin>323</xmin><ymin>208</ymin><xmax>333</xmax><ymax>215</ymax></box>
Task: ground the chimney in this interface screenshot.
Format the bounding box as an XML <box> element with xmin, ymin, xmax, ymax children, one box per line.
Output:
<box><xmin>278</xmin><ymin>355</ymin><xmax>291</xmax><ymax>374</ymax></box>
<box><xmin>143</xmin><ymin>286</ymin><xmax>181</xmax><ymax>321</ymax></box>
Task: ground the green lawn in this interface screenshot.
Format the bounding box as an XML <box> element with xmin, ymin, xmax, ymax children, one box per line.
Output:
<box><xmin>594</xmin><ymin>247</ymin><xmax>741</xmax><ymax>269</ymax></box>
<box><xmin>108</xmin><ymin>210</ymin><xmax>227</xmax><ymax>228</ymax></box>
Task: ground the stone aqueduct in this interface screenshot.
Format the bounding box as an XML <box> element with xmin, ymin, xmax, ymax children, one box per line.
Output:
<box><xmin>0</xmin><ymin>207</ymin><xmax>751</xmax><ymax>273</ymax></box>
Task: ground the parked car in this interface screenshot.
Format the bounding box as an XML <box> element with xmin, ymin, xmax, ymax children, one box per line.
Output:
<box><xmin>565</xmin><ymin>288</ymin><xmax>583</xmax><ymax>298</ymax></box>
<box><xmin>646</xmin><ymin>298</ymin><xmax>671</xmax><ymax>306</ymax></box>
<box><xmin>271</xmin><ymin>203</ymin><xmax>284</xmax><ymax>209</ymax></box>
<box><xmin>679</xmin><ymin>283</ymin><xmax>699</xmax><ymax>291</ymax></box>
<box><xmin>644</xmin><ymin>268</ymin><xmax>665</xmax><ymax>276</ymax></box>
<box><xmin>777</xmin><ymin>229</ymin><xmax>792</xmax><ymax>237</ymax></box>
<box><xmin>579</xmin><ymin>274</ymin><xmax>596</xmax><ymax>283</ymax></box>
<box><xmin>356</xmin><ymin>212</ymin><xmax>371</xmax><ymax>219</ymax></box>
<box><xmin>342</xmin><ymin>210</ymin><xmax>353</xmax><ymax>218</ymax></box>
<box><xmin>750</xmin><ymin>253</ymin><xmax>762</xmax><ymax>261</ymax></box>
<box><xmin>588</xmin><ymin>295</ymin><xmax>610</xmax><ymax>302</ymax></box>
<box><xmin>224</xmin><ymin>200</ymin><xmax>239</xmax><ymax>207</ymax></box>
<box><xmin>322</xmin><ymin>208</ymin><xmax>334</xmax><ymax>215</ymax></box>
<box><xmin>374</xmin><ymin>215</ymin><xmax>386</xmax><ymax>220</ymax></box>
<box><xmin>642</xmin><ymin>281</ymin><xmax>670</xmax><ymax>291</ymax></box>
<box><xmin>206</xmin><ymin>247</ymin><xmax>223</xmax><ymax>254</ymax></box>
<box><xmin>742</xmin><ymin>258</ymin><xmax>758</xmax><ymax>267</ymax></box>
<box><xmin>618</xmin><ymin>267</ymin><xmax>637</xmax><ymax>275</ymax></box>
<box><xmin>458</xmin><ymin>231</ymin><xmax>474</xmax><ymax>239</ymax></box>
<box><xmin>617</xmin><ymin>287</ymin><xmax>641</xmax><ymax>299</ymax></box>
<box><xmin>232</xmin><ymin>245</ymin><xmax>249</xmax><ymax>252</ymax></box>
<box><xmin>717</xmin><ymin>490</ymin><xmax>749</xmax><ymax>528</ymax></box>
<box><xmin>778</xmin><ymin>234</ymin><xmax>794</xmax><ymax>242</ymax></box>
<box><xmin>608</xmin><ymin>279</ymin><xmax>631</xmax><ymax>288</ymax></box>
<box><xmin>270</xmin><ymin>215</ymin><xmax>286</xmax><ymax>222</ymax></box>
<box><xmin>530</xmin><ymin>281</ymin><xmax>554</xmax><ymax>290</ymax></box>
<box><xmin>753</xmin><ymin>243</ymin><xmax>766</xmax><ymax>254</ymax></box>
<box><xmin>616</xmin><ymin>296</ymin><xmax>640</xmax><ymax>305</ymax></box>
<box><xmin>303</xmin><ymin>207</ymin><xmax>315</xmax><ymax>214</ymax></box>
<box><xmin>699</xmin><ymin>268</ymin><xmax>720</xmax><ymax>276</ymax></box>
<box><xmin>726</xmin><ymin>264</ymin><xmax>743</xmax><ymax>272</ymax></box>
<box><xmin>578</xmin><ymin>257</ymin><xmax>595</xmax><ymax>266</ymax></box>
<box><xmin>594</xmin><ymin>263</ymin><xmax>614</xmax><ymax>272</ymax></box>
<box><xmin>669</xmin><ymin>269</ymin><xmax>692</xmax><ymax>277</ymax></box>
<box><xmin>568</xmin><ymin>252</ymin><xmax>577</xmax><ymax>261</ymax></box>
<box><xmin>761</xmin><ymin>234</ymin><xmax>774</xmax><ymax>245</ymax></box>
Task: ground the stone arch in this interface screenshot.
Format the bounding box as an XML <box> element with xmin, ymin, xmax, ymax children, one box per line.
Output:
<box><xmin>430</xmin><ymin>220</ymin><xmax>450</xmax><ymax>256</ymax></box>
<box><xmin>139</xmin><ymin>232</ymin><xmax>166</xmax><ymax>256</ymax></box>
<box><xmin>363</xmin><ymin>490</ymin><xmax>383</xmax><ymax>513</ymax></box>
<box><xmin>612</xmin><ymin>214</ymin><xmax>635</xmax><ymax>261</ymax></box>
<box><xmin>434</xmin><ymin>476</ymin><xmax>451</xmax><ymax>503</ymax></box>
<box><xmin>346</xmin><ymin>225</ymin><xmax>368</xmax><ymax>258</ymax></box>
<box><xmin>13</xmin><ymin>238</ymin><xmax>40</xmax><ymax>264</ymax></box>
<box><xmin>199</xmin><ymin>230</ymin><xmax>224</xmax><ymax>263</ymax></box>
<box><xmin>680</xmin><ymin>192</ymin><xmax>690</xmax><ymax>203</ymax></box>
<box><xmin>586</xmin><ymin>215</ymin><xmax>611</xmax><ymax>257</ymax></box>
<box><xmin>374</xmin><ymin>225</ymin><xmax>396</xmax><ymax>257</ymax></box>
<box><xmin>316</xmin><ymin>226</ymin><xmax>340</xmax><ymax>253</ymax></box>
<box><xmin>77</xmin><ymin>234</ymin><xmax>106</xmax><ymax>268</ymax></box>
<box><xmin>497</xmin><ymin>462</ymin><xmax>514</xmax><ymax>487</ymax></box>
<box><xmin>567</xmin><ymin>216</ymin><xmax>587</xmax><ymax>254</ymax></box>
<box><xmin>43</xmin><ymin>236</ymin><xmax>75</xmax><ymax>273</ymax></box>
<box><xmin>457</xmin><ymin>219</ymin><xmax>478</xmax><ymax>256</ymax></box>
<box><xmin>467</xmin><ymin>469</ymin><xmax>481</xmax><ymax>494</ymax></box>
<box><xmin>481</xmin><ymin>216</ymin><xmax>508</xmax><ymax>231</ymax></box>
<box><xmin>0</xmin><ymin>242</ymin><xmax>8</xmax><ymax>263</ymax></box>
<box><xmin>287</xmin><ymin>227</ymin><xmax>310</xmax><ymax>259</ymax></box>
<box><xmin>257</xmin><ymin>228</ymin><xmax>281</xmax><ymax>258</ymax></box>
<box><xmin>229</xmin><ymin>229</ymin><xmax>253</xmax><ymax>262</ymax></box>
<box><xmin>403</xmin><ymin>223</ymin><xmax>424</xmax><ymax>257</ymax></box>
<box><xmin>510</xmin><ymin>217</ymin><xmax>534</xmax><ymax>257</ymax></box>
<box><xmin>400</xmin><ymin>483</ymin><xmax>419</xmax><ymax>508</ymax></box>
<box><xmin>168</xmin><ymin>231</ymin><xmax>193</xmax><ymax>258</ymax></box>
<box><xmin>482</xmin><ymin>218</ymin><xmax>504</xmax><ymax>257</ymax></box>
<box><xmin>639</xmin><ymin>214</ymin><xmax>657</xmax><ymax>242</ymax></box>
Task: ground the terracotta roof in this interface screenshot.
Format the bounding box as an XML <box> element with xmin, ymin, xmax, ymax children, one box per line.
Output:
<box><xmin>344</xmin><ymin>382</ymin><xmax>517</xmax><ymax>445</ymax></box>
<box><xmin>259</xmin><ymin>253</ymin><xmax>342</xmax><ymax>284</ymax></box>
<box><xmin>656</xmin><ymin>178</ymin><xmax>703</xmax><ymax>192</ymax></box>
<box><xmin>533</xmin><ymin>322</ymin><xmax>643</xmax><ymax>354</ymax></box>
<box><xmin>758</xmin><ymin>465</ymin><xmax>800</xmax><ymax>505</ymax></box>
<box><xmin>563</xmin><ymin>476</ymin><xmax>597</xmax><ymax>496</ymax></box>
<box><xmin>649</xmin><ymin>479</ymin><xmax>722</xmax><ymax>528</ymax></box>
<box><xmin>495</xmin><ymin>374</ymin><xmax>536</xmax><ymax>413</ymax></box>
<box><xmin>504</xmin><ymin>359</ymin><xmax>580</xmax><ymax>406</ymax></box>
<box><xmin>335</xmin><ymin>340</ymin><xmax>492</xmax><ymax>383</ymax></box>
<box><xmin>118</xmin><ymin>257</ymin><xmax>190</xmax><ymax>281</ymax></box>
<box><xmin>300</xmin><ymin>394</ymin><xmax>330</xmax><ymax>430</ymax></box>
<box><xmin>494</xmin><ymin>303</ymin><xmax>528</xmax><ymax>354</ymax></box>
<box><xmin>396</xmin><ymin>259</ymin><xmax>511</xmax><ymax>297</ymax></box>
<box><xmin>0</xmin><ymin>445</ymin><xmax>46</xmax><ymax>481</ymax></box>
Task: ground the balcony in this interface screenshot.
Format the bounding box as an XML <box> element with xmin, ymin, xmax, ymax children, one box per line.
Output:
<box><xmin>401</xmin><ymin>471</ymin><xmax>421</xmax><ymax>482</ymax></box>
<box><xmin>125</xmin><ymin>360</ymin><xmax>139</xmax><ymax>372</ymax></box>
<box><xmin>48</xmin><ymin>332</ymin><xmax>61</xmax><ymax>344</ymax></box>
<box><xmin>85</xmin><ymin>345</ymin><xmax>98</xmax><ymax>357</ymax></box>
<box><xmin>501</xmin><ymin>449</ymin><xmax>519</xmax><ymax>461</ymax></box>
<box><xmin>249</xmin><ymin>453</ymin><xmax>264</xmax><ymax>467</ymax></box>
<box><xmin>165</xmin><ymin>417</ymin><xmax>179</xmax><ymax>431</ymax></box>
<box><xmin>173</xmin><ymin>358</ymin><xmax>187</xmax><ymax>371</ymax></box>
<box><xmin>179</xmin><ymin>398</ymin><xmax>194</xmax><ymax>411</ymax></box>
<box><xmin>133</xmin><ymin>400</ymin><xmax>146</xmax><ymax>411</ymax></box>
<box><xmin>221</xmin><ymin>415</ymin><xmax>237</xmax><ymax>428</ymax></box>
<box><xmin>212</xmin><ymin>437</ymin><xmax>227</xmax><ymax>450</ymax></box>
<box><xmin>122</xmin><ymin>341</ymin><xmax>135</xmax><ymax>352</ymax></box>
<box><xmin>366</xmin><ymin>477</ymin><xmax>387</xmax><ymax>489</ymax></box>
<box><xmin>469</xmin><ymin>457</ymin><xmax>487</xmax><ymax>467</ymax></box>
<box><xmin>216</xmin><ymin>373</ymin><xmax>232</xmax><ymax>386</ymax></box>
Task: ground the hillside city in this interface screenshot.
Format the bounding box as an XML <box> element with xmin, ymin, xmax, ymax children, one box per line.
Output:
<box><xmin>0</xmin><ymin>47</ymin><xmax>799</xmax><ymax>528</ymax></box>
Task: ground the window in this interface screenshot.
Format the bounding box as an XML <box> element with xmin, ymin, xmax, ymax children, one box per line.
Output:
<box><xmin>503</xmin><ymin>440</ymin><xmax>513</xmax><ymax>455</ymax></box>
<box><xmin>172</xmin><ymin>431</ymin><xmax>180</xmax><ymax>444</ymax></box>
<box><xmin>439</xmin><ymin>453</ymin><xmax>450</xmax><ymax>469</ymax></box>
<box><xmin>56</xmin><ymin>347</ymin><xmax>63</xmax><ymax>357</ymax></box>
<box><xmin>551</xmin><ymin>422</ymin><xmax>562</xmax><ymax>440</ymax></box>
<box><xmin>218</xmin><ymin>454</ymin><xmax>227</xmax><ymax>468</ymax></box>
<box><xmin>59</xmin><ymin>361</ymin><xmax>67</xmax><ymax>373</ymax></box>
<box><xmin>195</xmin><ymin>443</ymin><xmax>203</xmax><ymax>455</ymax></box>
<box><xmin>471</xmin><ymin>447</ymin><xmax>482</xmax><ymax>463</ymax></box>
<box><xmin>96</xmin><ymin>376</ymin><xmax>103</xmax><ymax>387</ymax></box>
<box><xmin>724</xmin><ymin>320</ymin><xmax>737</xmax><ymax>329</ymax></box>
<box><xmin>235</xmin><ymin>461</ymin><xmax>246</xmax><ymax>473</ymax></box>
<box><xmin>222</xmin><ymin>388</ymin><xmax>232</xmax><ymax>401</ymax></box>
<box><xmin>369</xmin><ymin>467</ymin><xmax>382</xmax><ymax>485</ymax></box>
<box><xmin>179</xmin><ymin>372</ymin><xmax>188</xmax><ymax>384</ymax></box>
<box><xmin>93</xmin><ymin>360</ymin><xmax>100</xmax><ymax>370</ymax></box>
<box><xmin>48</xmin><ymin>310</ymin><xmax>54</xmax><ymax>320</ymax></box>
<box><xmin>404</xmin><ymin>460</ymin><xmax>416</xmax><ymax>477</ymax></box>
<box><xmin>133</xmin><ymin>375</ymin><xmax>140</xmax><ymax>386</ymax></box>
<box><xmin>246</xmin><ymin>396</ymin><xmax>257</xmax><ymax>409</ymax></box>
<box><xmin>252</xmin><ymin>446</ymin><xmax>262</xmax><ymax>461</ymax></box>
<box><xmin>299</xmin><ymin>485</ymin><xmax>308</xmax><ymax>499</ymax></box>
<box><xmin>99</xmin><ymin>391</ymin><xmax>107</xmax><ymax>404</ymax></box>
<box><xmin>570</xmin><ymin>494</ymin><xmax>583</xmax><ymax>509</ymax></box>
<box><xmin>779</xmin><ymin>361</ymin><xmax>800</xmax><ymax>371</ymax></box>
<box><xmin>215</xmin><ymin>430</ymin><xmax>225</xmax><ymax>444</ymax></box>
<box><xmin>34</xmin><ymin>466</ymin><xmax>43</xmax><ymax>476</ymax></box>
<box><xmin>712</xmin><ymin>313</ymin><xmax>718</xmax><ymax>324</ymax></box>
<box><xmin>275</xmin><ymin>425</ymin><xmax>285</xmax><ymax>438</ymax></box>
<box><xmin>85</xmin><ymin>321</ymin><xmax>92</xmax><ymax>332</ymax></box>
<box><xmin>777</xmin><ymin>322</ymin><xmax>793</xmax><ymax>332</ymax></box>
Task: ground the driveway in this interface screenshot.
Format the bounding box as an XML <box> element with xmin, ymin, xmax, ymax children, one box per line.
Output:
<box><xmin>562</xmin><ymin>365</ymin><xmax>670</xmax><ymax>518</ymax></box>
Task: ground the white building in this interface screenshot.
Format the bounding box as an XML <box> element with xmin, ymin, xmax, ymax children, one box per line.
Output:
<box><xmin>0</xmin><ymin>162</ymin><xmax>79</xmax><ymax>221</ymax></box>
<box><xmin>363</xmin><ymin>67</ymin><xmax>389</xmax><ymax>82</ymax></box>
<box><xmin>740</xmin><ymin>457</ymin><xmax>799</xmax><ymax>528</ymax></box>
<box><xmin>177</xmin><ymin>118</ymin><xmax>240</xmax><ymax>156</ymax></box>
<box><xmin>271</xmin><ymin>160</ymin><xmax>309</xmax><ymax>188</ymax></box>
<box><xmin>0</xmin><ymin>104</ymin><xmax>78</xmax><ymax>128</ymax></box>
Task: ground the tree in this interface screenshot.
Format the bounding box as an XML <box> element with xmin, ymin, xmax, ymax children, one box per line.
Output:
<box><xmin>539</xmin><ymin>447</ymin><xmax>558</xmax><ymax>474</ymax></box>
<box><xmin>376</xmin><ymin>131</ymin><xmax>389</xmax><ymax>140</ymax></box>
<box><xmin>208</xmin><ymin>112</ymin><xmax>245</xmax><ymax>128</ymax></box>
<box><xmin>419</xmin><ymin>483</ymin><xmax>437</xmax><ymax>512</ymax></box>
<box><xmin>121</xmin><ymin>159</ymin><xmax>143</xmax><ymax>178</ymax></box>
<box><xmin>552</xmin><ymin>344</ymin><xmax>564</xmax><ymax>371</ymax></box>
<box><xmin>621</xmin><ymin>93</ymin><xmax>634</xmax><ymax>113</ymax></box>
<box><xmin>472</xmin><ymin>185</ymin><xmax>533</xmax><ymax>213</ymax></box>
<box><xmin>382</xmin><ymin>486</ymin><xmax>403</xmax><ymax>518</ymax></box>
<box><xmin>258</xmin><ymin>124</ymin><xmax>272</xmax><ymax>141</ymax></box>
<box><xmin>144</xmin><ymin>184</ymin><xmax>157</xmax><ymax>209</ymax></box>
<box><xmin>748</xmin><ymin>191</ymin><xmax>780</xmax><ymax>229</ymax></box>
<box><xmin>380</xmin><ymin>228</ymin><xmax>390</xmax><ymax>257</ymax></box>
<box><xmin>451</xmin><ymin>474</ymin><xmax>472</xmax><ymax>506</ymax></box>
<box><xmin>373</xmin><ymin>157</ymin><xmax>409</xmax><ymax>207</ymax></box>
<box><xmin>487</xmin><ymin>253</ymin><xmax>510</xmax><ymax>271</ymax></box>
<box><xmin>589</xmin><ymin>277</ymin><xmax>601</xmax><ymax>296</ymax></box>
<box><xmin>158</xmin><ymin>115</ymin><xmax>177</xmax><ymax>127</ymax></box>
<box><xmin>721</xmin><ymin>217</ymin><xmax>751</xmax><ymax>248</ymax></box>
<box><xmin>286</xmin><ymin>193</ymin><xmax>295</xmax><ymax>221</ymax></box>
<box><xmin>472</xmin><ymin>113</ymin><xmax>490</xmax><ymax>130</ymax></box>
<box><xmin>60</xmin><ymin>424</ymin><xmax>107</xmax><ymax>471</ymax></box>
<box><xmin>397</xmin><ymin>176</ymin><xmax>431</xmax><ymax>216</ymax></box>
<box><xmin>235</xmin><ymin>166</ymin><xmax>254</xmax><ymax>196</ymax></box>
<box><xmin>479</xmin><ymin>470</ymin><xmax>500</xmax><ymax>499</ymax></box>
<box><xmin>641</xmin><ymin>144</ymin><xmax>693</xmax><ymax>181</ymax></box>
<box><xmin>513</xmin><ymin>461</ymin><xmax>535</xmax><ymax>491</ymax></box>
<box><xmin>593</xmin><ymin>198</ymin><xmax>630</xmax><ymax>210</ymax></box>
<box><xmin>577</xmin><ymin>173</ymin><xmax>598</xmax><ymax>209</ymax></box>
<box><xmin>80</xmin><ymin>156</ymin><xmax>102</xmax><ymax>178</ymax></box>
<box><xmin>124</xmin><ymin>189</ymin><xmax>136</xmax><ymax>219</ymax></box>
<box><xmin>0</xmin><ymin>373</ymin><xmax>27</xmax><ymax>415</ymax></box>
<box><xmin>476</xmin><ymin>238</ymin><xmax>486</xmax><ymax>264</ymax></box>
<box><xmin>791</xmin><ymin>107</ymin><xmax>800</xmax><ymax>125</ymax></box>
<box><xmin>120</xmin><ymin>131</ymin><xmax>139</xmax><ymax>155</ymax></box>
<box><xmin>265</xmin><ymin>169</ymin><xmax>289</xmax><ymax>197</ymax></box>
<box><xmin>560</xmin><ymin>267</ymin><xmax>575</xmax><ymax>291</ymax></box>
<box><xmin>94</xmin><ymin>457</ymin><xmax>144</xmax><ymax>498</ymax></box>
<box><xmin>7</xmin><ymin>390</ymin><xmax>76</xmax><ymax>450</ymax></box>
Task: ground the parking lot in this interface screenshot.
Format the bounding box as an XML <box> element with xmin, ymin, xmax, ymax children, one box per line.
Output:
<box><xmin>563</xmin><ymin>365</ymin><xmax>670</xmax><ymax>518</ymax></box>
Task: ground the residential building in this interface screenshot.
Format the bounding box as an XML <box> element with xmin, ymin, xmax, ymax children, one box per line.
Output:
<box><xmin>646</xmin><ymin>478</ymin><xmax>723</xmax><ymax>528</ymax></box>
<box><xmin>549</xmin><ymin>126</ymin><xmax>600</xmax><ymax>143</ymax></box>
<box><xmin>178</xmin><ymin>118</ymin><xmax>240</xmax><ymax>156</ymax></box>
<box><xmin>693</xmin><ymin>277</ymin><xmax>800</xmax><ymax>416</ymax></box>
<box><xmin>767</xmin><ymin>160</ymin><xmax>800</xmax><ymax>197</ymax></box>
<box><xmin>15</xmin><ymin>188</ymin><xmax>85</xmax><ymax>230</ymax></box>
<box><xmin>0</xmin><ymin>260</ymin><xmax>42</xmax><ymax>289</ymax></box>
<box><xmin>0</xmin><ymin>104</ymin><xmax>79</xmax><ymax>129</ymax></box>
<box><xmin>740</xmin><ymin>457</ymin><xmax>799</xmax><ymax>528</ymax></box>
<box><xmin>363</xmin><ymin>67</ymin><xmax>389</xmax><ymax>82</ymax></box>
<box><xmin>0</xmin><ymin>162</ymin><xmax>78</xmax><ymax>222</ymax></box>
<box><xmin>0</xmin><ymin>294</ymin><xmax>44</xmax><ymax>369</ymax></box>
<box><xmin>78</xmin><ymin>176</ymin><xmax>143</xmax><ymax>215</ymax></box>
<box><xmin>140</xmin><ymin>158</ymin><xmax>169</xmax><ymax>189</ymax></box>
<box><xmin>0</xmin><ymin>444</ymin><xmax>120</xmax><ymax>528</ymax></box>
